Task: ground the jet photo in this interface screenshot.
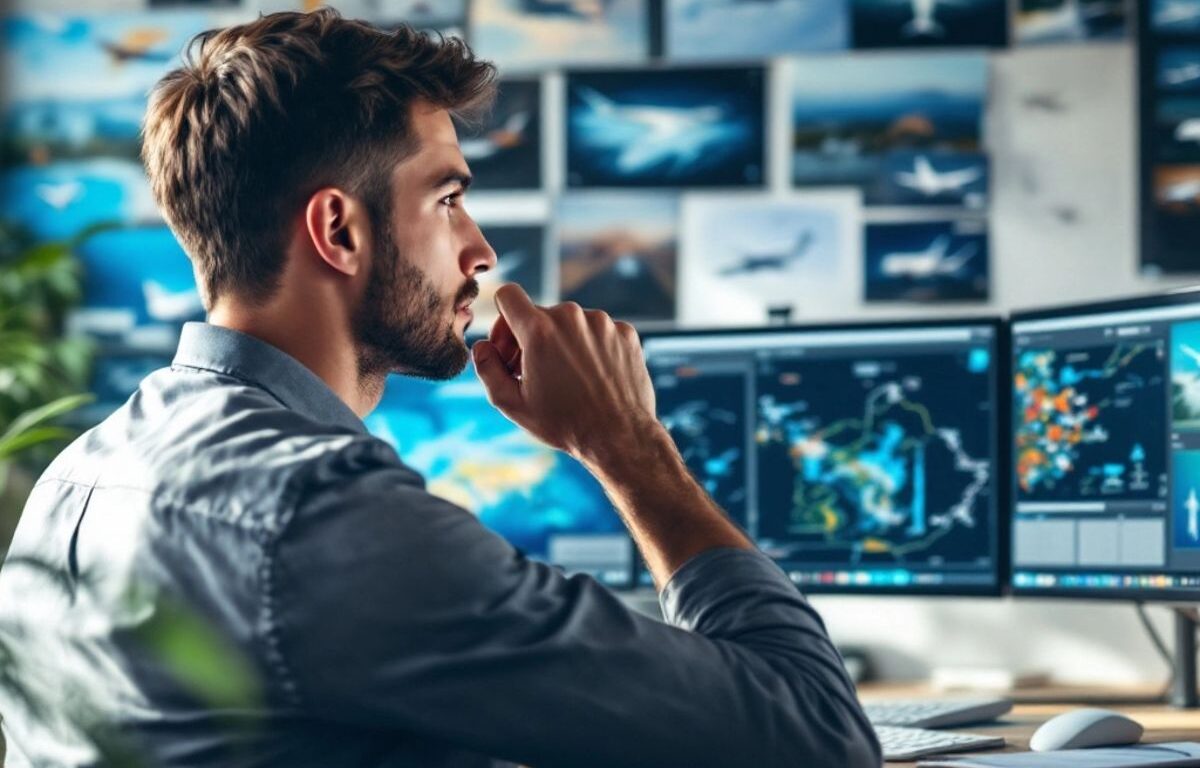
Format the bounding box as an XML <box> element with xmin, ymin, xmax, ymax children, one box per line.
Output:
<box><xmin>1155</xmin><ymin>165</ymin><xmax>1200</xmax><ymax>212</ymax></box>
<box><xmin>566</xmin><ymin>67</ymin><xmax>765</xmax><ymax>188</ymax></box>
<box><xmin>455</xmin><ymin>79</ymin><xmax>541</xmax><ymax>190</ymax></box>
<box><xmin>874</xmin><ymin>151</ymin><xmax>988</xmax><ymax>206</ymax></box>
<box><xmin>1158</xmin><ymin>49</ymin><xmax>1200</xmax><ymax>92</ymax></box>
<box><xmin>865</xmin><ymin>219</ymin><xmax>989</xmax><ymax>302</ymax></box>
<box><xmin>470</xmin><ymin>0</ymin><xmax>648</xmax><ymax>68</ymax></box>
<box><xmin>1155</xmin><ymin>0</ymin><xmax>1200</xmax><ymax>34</ymax></box>
<box><xmin>472</xmin><ymin>225</ymin><xmax>547</xmax><ymax>328</ymax></box>
<box><xmin>851</xmin><ymin>0</ymin><xmax>1008</xmax><ymax>49</ymax></box>
<box><xmin>1155</xmin><ymin>99</ymin><xmax>1200</xmax><ymax>162</ymax></box>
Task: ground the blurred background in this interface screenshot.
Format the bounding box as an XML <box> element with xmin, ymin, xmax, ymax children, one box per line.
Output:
<box><xmin>1</xmin><ymin>0</ymin><xmax>1196</xmax><ymax>702</ymax></box>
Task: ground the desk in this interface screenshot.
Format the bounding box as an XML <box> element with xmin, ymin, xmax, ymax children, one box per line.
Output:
<box><xmin>859</xmin><ymin>685</ymin><xmax>1200</xmax><ymax>767</ymax></box>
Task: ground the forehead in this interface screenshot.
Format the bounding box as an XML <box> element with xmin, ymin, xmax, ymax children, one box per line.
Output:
<box><xmin>392</xmin><ymin>102</ymin><xmax>465</xmax><ymax>183</ymax></box>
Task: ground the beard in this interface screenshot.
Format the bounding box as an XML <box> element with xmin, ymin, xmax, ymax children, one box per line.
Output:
<box><xmin>353</xmin><ymin>219</ymin><xmax>477</xmax><ymax>382</ymax></box>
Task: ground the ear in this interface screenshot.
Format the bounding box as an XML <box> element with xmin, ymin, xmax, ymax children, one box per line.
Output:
<box><xmin>303</xmin><ymin>188</ymin><xmax>371</xmax><ymax>278</ymax></box>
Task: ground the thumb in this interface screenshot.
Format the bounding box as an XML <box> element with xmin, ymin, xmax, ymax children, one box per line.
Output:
<box><xmin>473</xmin><ymin>340</ymin><xmax>523</xmax><ymax>416</ymax></box>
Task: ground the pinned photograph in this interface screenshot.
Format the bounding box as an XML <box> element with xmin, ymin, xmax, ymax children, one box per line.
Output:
<box><xmin>1015</xmin><ymin>0</ymin><xmax>1127</xmax><ymax>44</ymax></box>
<box><xmin>456</xmin><ymin>79</ymin><xmax>541</xmax><ymax>190</ymax></box>
<box><xmin>1172</xmin><ymin>319</ymin><xmax>1200</xmax><ymax>432</ymax></box>
<box><xmin>873</xmin><ymin>150</ymin><xmax>988</xmax><ymax>207</ymax></box>
<box><xmin>566</xmin><ymin>67</ymin><xmax>766</xmax><ymax>188</ymax></box>
<box><xmin>1174</xmin><ymin>451</ymin><xmax>1200</xmax><ymax>549</ymax></box>
<box><xmin>1154</xmin><ymin>164</ymin><xmax>1200</xmax><ymax>214</ymax></box>
<box><xmin>1155</xmin><ymin>99</ymin><xmax>1200</xmax><ymax>164</ymax></box>
<box><xmin>470</xmin><ymin>0</ymin><xmax>649</xmax><ymax>69</ymax></box>
<box><xmin>851</xmin><ymin>0</ymin><xmax>1008</xmax><ymax>49</ymax></box>
<box><xmin>68</xmin><ymin>226</ymin><xmax>202</xmax><ymax>351</ymax></box>
<box><xmin>557</xmin><ymin>195</ymin><xmax>678</xmax><ymax>322</ymax></box>
<box><xmin>475</xmin><ymin>224</ymin><xmax>546</xmax><ymax>328</ymax></box>
<box><xmin>864</xmin><ymin>218</ymin><xmax>989</xmax><ymax>302</ymax></box>
<box><xmin>1159</xmin><ymin>48</ymin><xmax>1200</xmax><ymax>94</ymax></box>
<box><xmin>679</xmin><ymin>191</ymin><xmax>860</xmax><ymax>325</ymax></box>
<box><xmin>1154</xmin><ymin>0</ymin><xmax>1200</xmax><ymax>35</ymax></box>
<box><xmin>664</xmin><ymin>0</ymin><xmax>848</xmax><ymax>61</ymax></box>
<box><xmin>789</xmin><ymin>53</ymin><xmax>987</xmax><ymax>190</ymax></box>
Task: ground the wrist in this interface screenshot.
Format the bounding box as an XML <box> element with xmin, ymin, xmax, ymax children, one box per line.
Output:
<box><xmin>578</xmin><ymin>416</ymin><xmax>678</xmax><ymax>484</ymax></box>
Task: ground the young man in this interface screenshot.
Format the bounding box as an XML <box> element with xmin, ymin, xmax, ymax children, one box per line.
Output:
<box><xmin>0</xmin><ymin>10</ymin><xmax>880</xmax><ymax>767</ymax></box>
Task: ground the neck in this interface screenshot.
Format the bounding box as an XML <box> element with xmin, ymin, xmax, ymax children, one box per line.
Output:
<box><xmin>208</xmin><ymin>296</ymin><xmax>385</xmax><ymax>418</ymax></box>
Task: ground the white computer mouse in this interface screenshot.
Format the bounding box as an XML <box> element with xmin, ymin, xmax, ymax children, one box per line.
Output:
<box><xmin>1029</xmin><ymin>707</ymin><xmax>1144</xmax><ymax>751</ymax></box>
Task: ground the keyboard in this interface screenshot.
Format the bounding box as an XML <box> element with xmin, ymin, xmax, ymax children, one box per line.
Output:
<box><xmin>875</xmin><ymin>725</ymin><xmax>1007</xmax><ymax>761</ymax></box>
<box><xmin>864</xmin><ymin>697</ymin><xmax>1014</xmax><ymax>728</ymax></box>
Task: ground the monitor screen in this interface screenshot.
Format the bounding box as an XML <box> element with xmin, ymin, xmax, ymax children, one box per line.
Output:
<box><xmin>364</xmin><ymin>363</ymin><xmax>632</xmax><ymax>588</ymax></box>
<box><xmin>1011</xmin><ymin>289</ymin><xmax>1200</xmax><ymax>600</ymax></box>
<box><xmin>642</xmin><ymin>320</ymin><xmax>1003</xmax><ymax>595</ymax></box>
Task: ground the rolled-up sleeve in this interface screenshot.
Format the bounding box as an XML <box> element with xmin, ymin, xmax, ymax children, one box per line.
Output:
<box><xmin>270</xmin><ymin>458</ymin><xmax>881</xmax><ymax>768</ymax></box>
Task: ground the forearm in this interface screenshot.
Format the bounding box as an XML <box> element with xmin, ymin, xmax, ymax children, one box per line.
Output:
<box><xmin>581</xmin><ymin>421</ymin><xmax>752</xmax><ymax>590</ymax></box>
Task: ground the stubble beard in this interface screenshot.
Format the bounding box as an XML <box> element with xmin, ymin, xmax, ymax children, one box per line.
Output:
<box><xmin>354</xmin><ymin>219</ymin><xmax>477</xmax><ymax>382</ymax></box>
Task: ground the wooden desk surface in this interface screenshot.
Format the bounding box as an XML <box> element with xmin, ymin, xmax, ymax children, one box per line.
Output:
<box><xmin>859</xmin><ymin>685</ymin><xmax>1200</xmax><ymax>767</ymax></box>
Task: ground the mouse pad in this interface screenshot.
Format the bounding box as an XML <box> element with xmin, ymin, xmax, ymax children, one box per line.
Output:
<box><xmin>918</xmin><ymin>742</ymin><xmax>1200</xmax><ymax>768</ymax></box>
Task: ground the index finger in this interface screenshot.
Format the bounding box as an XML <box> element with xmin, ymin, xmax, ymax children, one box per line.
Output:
<box><xmin>493</xmin><ymin>283</ymin><xmax>541</xmax><ymax>346</ymax></box>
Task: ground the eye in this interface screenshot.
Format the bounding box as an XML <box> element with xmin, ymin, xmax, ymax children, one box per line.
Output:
<box><xmin>440</xmin><ymin>191</ymin><xmax>463</xmax><ymax>208</ymax></box>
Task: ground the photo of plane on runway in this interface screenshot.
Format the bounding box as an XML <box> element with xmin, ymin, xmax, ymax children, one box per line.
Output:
<box><xmin>864</xmin><ymin>219</ymin><xmax>989</xmax><ymax>302</ymax></box>
<box><xmin>470</xmin><ymin>0</ymin><xmax>648</xmax><ymax>69</ymax></box>
<box><xmin>664</xmin><ymin>0</ymin><xmax>848</xmax><ymax>61</ymax></box>
<box><xmin>678</xmin><ymin>192</ymin><xmax>859</xmax><ymax>325</ymax></box>
<box><xmin>557</xmin><ymin>194</ymin><xmax>677</xmax><ymax>322</ymax></box>
<box><xmin>1154</xmin><ymin>165</ymin><xmax>1200</xmax><ymax>214</ymax></box>
<box><xmin>1016</xmin><ymin>0</ymin><xmax>1126</xmax><ymax>44</ymax></box>
<box><xmin>455</xmin><ymin>79</ymin><xmax>541</xmax><ymax>190</ymax></box>
<box><xmin>851</xmin><ymin>0</ymin><xmax>1008</xmax><ymax>49</ymax></box>
<box><xmin>1154</xmin><ymin>0</ymin><xmax>1200</xmax><ymax>35</ymax></box>
<box><xmin>566</xmin><ymin>67</ymin><xmax>765</xmax><ymax>188</ymax></box>
<box><xmin>789</xmin><ymin>53</ymin><xmax>987</xmax><ymax>196</ymax></box>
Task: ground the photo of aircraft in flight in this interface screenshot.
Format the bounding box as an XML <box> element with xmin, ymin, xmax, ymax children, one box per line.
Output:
<box><xmin>567</xmin><ymin>68</ymin><xmax>764</xmax><ymax>187</ymax></box>
<box><xmin>852</xmin><ymin>0</ymin><xmax>1007</xmax><ymax>48</ymax></box>
<box><xmin>470</xmin><ymin>0</ymin><xmax>647</xmax><ymax>68</ymax></box>
<box><xmin>518</xmin><ymin>0</ymin><xmax>614</xmax><ymax>19</ymax></box>
<box><xmin>718</xmin><ymin>230</ymin><xmax>814</xmax><ymax>276</ymax></box>
<box><xmin>100</xmin><ymin>28</ymin><xmax>174</xmax><ymax>65</ymax></box>
<box><xmin>1163</xmin><ymin>61</ymin><xmax>1200</xmax><ymax>88</ymax></box>
<box><xmin>866</xmin><ymin>221</ymin><xmax>989</xmax><ymax>301</ymax></box>
<box><xmin>894</xmin><ymin>155</ymin><xmax>985</xmax><ymax>196</ymax></box>
<box><xmin>665</xmin><ymin>0</ymin><xmax>846</xmax><ymax>57</ymax></box>
<box><xmin>1155</xmin><ymin>0</ymin><xmax>1200</xmax><ymax>31</ymax></box>
<box><xmin>879</xmin><ymin>235</ymin><xmax>978</xmax><ymax>279</ymax></box>
<box><xmin>460</xmin><ymin>111</ymin><xmax>532</xmax><ymax>163</ymax></box>
<box><xmin>456</xmin><ymin>79</ymin><xmax>541</xmax><ymax>189</ymax></box>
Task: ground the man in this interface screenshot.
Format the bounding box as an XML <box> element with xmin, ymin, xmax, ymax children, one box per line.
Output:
<box><xmin>0</xmin><ymin>9</ymin><xmax>880</xmax><ymax>767</ymax></box>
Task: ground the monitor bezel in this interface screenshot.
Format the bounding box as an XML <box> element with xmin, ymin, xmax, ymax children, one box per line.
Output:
<box><xmin>1008</xmin><ymin>287</ymin><xmax>1200</xmax><ymax>602</ymax></box>
<box><xmin>638</xmin><ymin>316</ymin><xmax>1009</xmax><ymax>598</ymax></box>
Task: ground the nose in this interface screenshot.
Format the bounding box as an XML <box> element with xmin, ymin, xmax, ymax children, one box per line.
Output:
<box><xmin>461</xmin><ymin>216</ymin><xmax>497</xmax><ymax>278</ymax></box>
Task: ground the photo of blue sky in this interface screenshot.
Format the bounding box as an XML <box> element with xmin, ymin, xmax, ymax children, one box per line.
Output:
<box><xmin>665</xmin><ymin>0</ymin><xmax>847</xmax><ymax>61</ymax></box>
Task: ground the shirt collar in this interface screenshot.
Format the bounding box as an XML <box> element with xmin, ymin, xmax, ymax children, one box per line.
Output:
<box><xmin>172</xmin><ymin>322</ymin><xmax>367</xmax><ymax>435</ymax></box>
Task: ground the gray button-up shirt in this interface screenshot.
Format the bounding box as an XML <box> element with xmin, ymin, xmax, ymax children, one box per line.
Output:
<box><xmin>0</xmin><ymin>322</ymin><xmax>880</xmax><ymax>768</ymax></box>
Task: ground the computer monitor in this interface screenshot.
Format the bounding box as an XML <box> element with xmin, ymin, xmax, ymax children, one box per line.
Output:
<box><xmin>641</xmin><ymin>319</ymin><xmax>1004</xmax><ymax>595</ymax></box>
<box><xmin>364</xmin><ymin>360</ymin><xmax>633</xmax><ymax>589</ymax></box>
<box><xmin>1010</xmin><ymin>288</ymin><xmax>1200</xmax><ymax>602</ymax></box>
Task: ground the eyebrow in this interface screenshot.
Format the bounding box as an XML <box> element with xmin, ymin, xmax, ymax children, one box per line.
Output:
<box><xmin>430</xmin><ymin>170</ymin><xmax>473</xmax><ymax>192</ymax></box>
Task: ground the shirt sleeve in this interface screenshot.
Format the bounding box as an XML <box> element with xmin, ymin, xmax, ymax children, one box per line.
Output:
<box><xmin>270</xmin><ymin>456</ymin><xmax>881</xmax><ymax>768</ymax></box>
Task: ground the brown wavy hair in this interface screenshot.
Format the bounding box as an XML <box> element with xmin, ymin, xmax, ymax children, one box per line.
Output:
<box><xmin>142</xmin><ymin>9</ymin><xmax>496</xmax><ymax>307</ymax></box>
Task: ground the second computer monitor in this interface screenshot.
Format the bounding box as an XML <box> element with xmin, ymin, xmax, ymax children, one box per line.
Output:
<box><xmin>642</xmin><ymin>320</ymin><xmax>1004</xmax><ymax>595</ymax></box>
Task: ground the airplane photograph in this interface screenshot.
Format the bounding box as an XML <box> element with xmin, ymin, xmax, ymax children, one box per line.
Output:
<box><xmin>1155</xmin><ymin>99</ymin><xmax>1200</xmax><ymax>162</ymax></box>
<box><xmin>1015</xmin><ymin>0</ymin><xmax>1126</xmax><ymax>44</ymax></box>
<box><xmin>1154</xmin><ymin>0</ymin><xmax>1200</xmax><ymax>34</ymax></box>
<box><xmin>472</xmin><ymin>225</ymin><xmax>547</xmax><ymax>328</ymax></box>
<box><xmin>865</xmin><ymin>220</ymin><xmax>989</xmax><ymax>302</ymax></box>
<box><xmin>790</xmin><ymin>53</ymin><xmax>986</xmax><ymax>188</ymax></box>
<box><xmin>874</xmin><ymin>151</ymin><xmax>988</xmax><ymax>207</ymax></box>
<box><xmin>1154</xmin><ymin>165</ymin><xmax>1200</xmax><ymax>212</ymax></box>
<box><xmin>557</xmin><ymin>195</ymin><xmax>677</xmax><ymax>322</ymax></box>
<box><xmin>1172</xmin><ymin>321</ymin><xmax>1200</xmax><ymax>432</ymax></box>
<box><xmin>454</xmin><ymin>79</ymin><xmax>541</xmax><ymax>190</ymax></box>
<box><xmin>470</xmin><ymin>0</ymin><xmax>648</xmax><ymax>68</ymax></box>
<box><xmin>1158</xmin><ymin>49</ymin><xmax>1200</xmax><ymax>92</ymax></box>
<box><xmin>851</xmin><ymin>0</ymin><xmax>1008</xmax><ymax>49</ymax></box>
<box><xmin>566</xmin><ymin>67</ymin><xmax>765</xmax><ymax>188</ymax></box>
<box><xmin>679</xmin><ymin>192</ymin><xmax>858</xmax><ymax>325</ymax></box>
<box><xmin>664</xmin><ymin>0</ymin><xmax>847</xmax><ymax>61</ymax></box>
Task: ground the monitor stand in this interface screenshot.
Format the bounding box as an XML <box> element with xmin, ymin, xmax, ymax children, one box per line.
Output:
<box><xmin>1171</xmin><ymin>607</ymin><xmax>1198</xmax><ymax>709</ymax></box>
